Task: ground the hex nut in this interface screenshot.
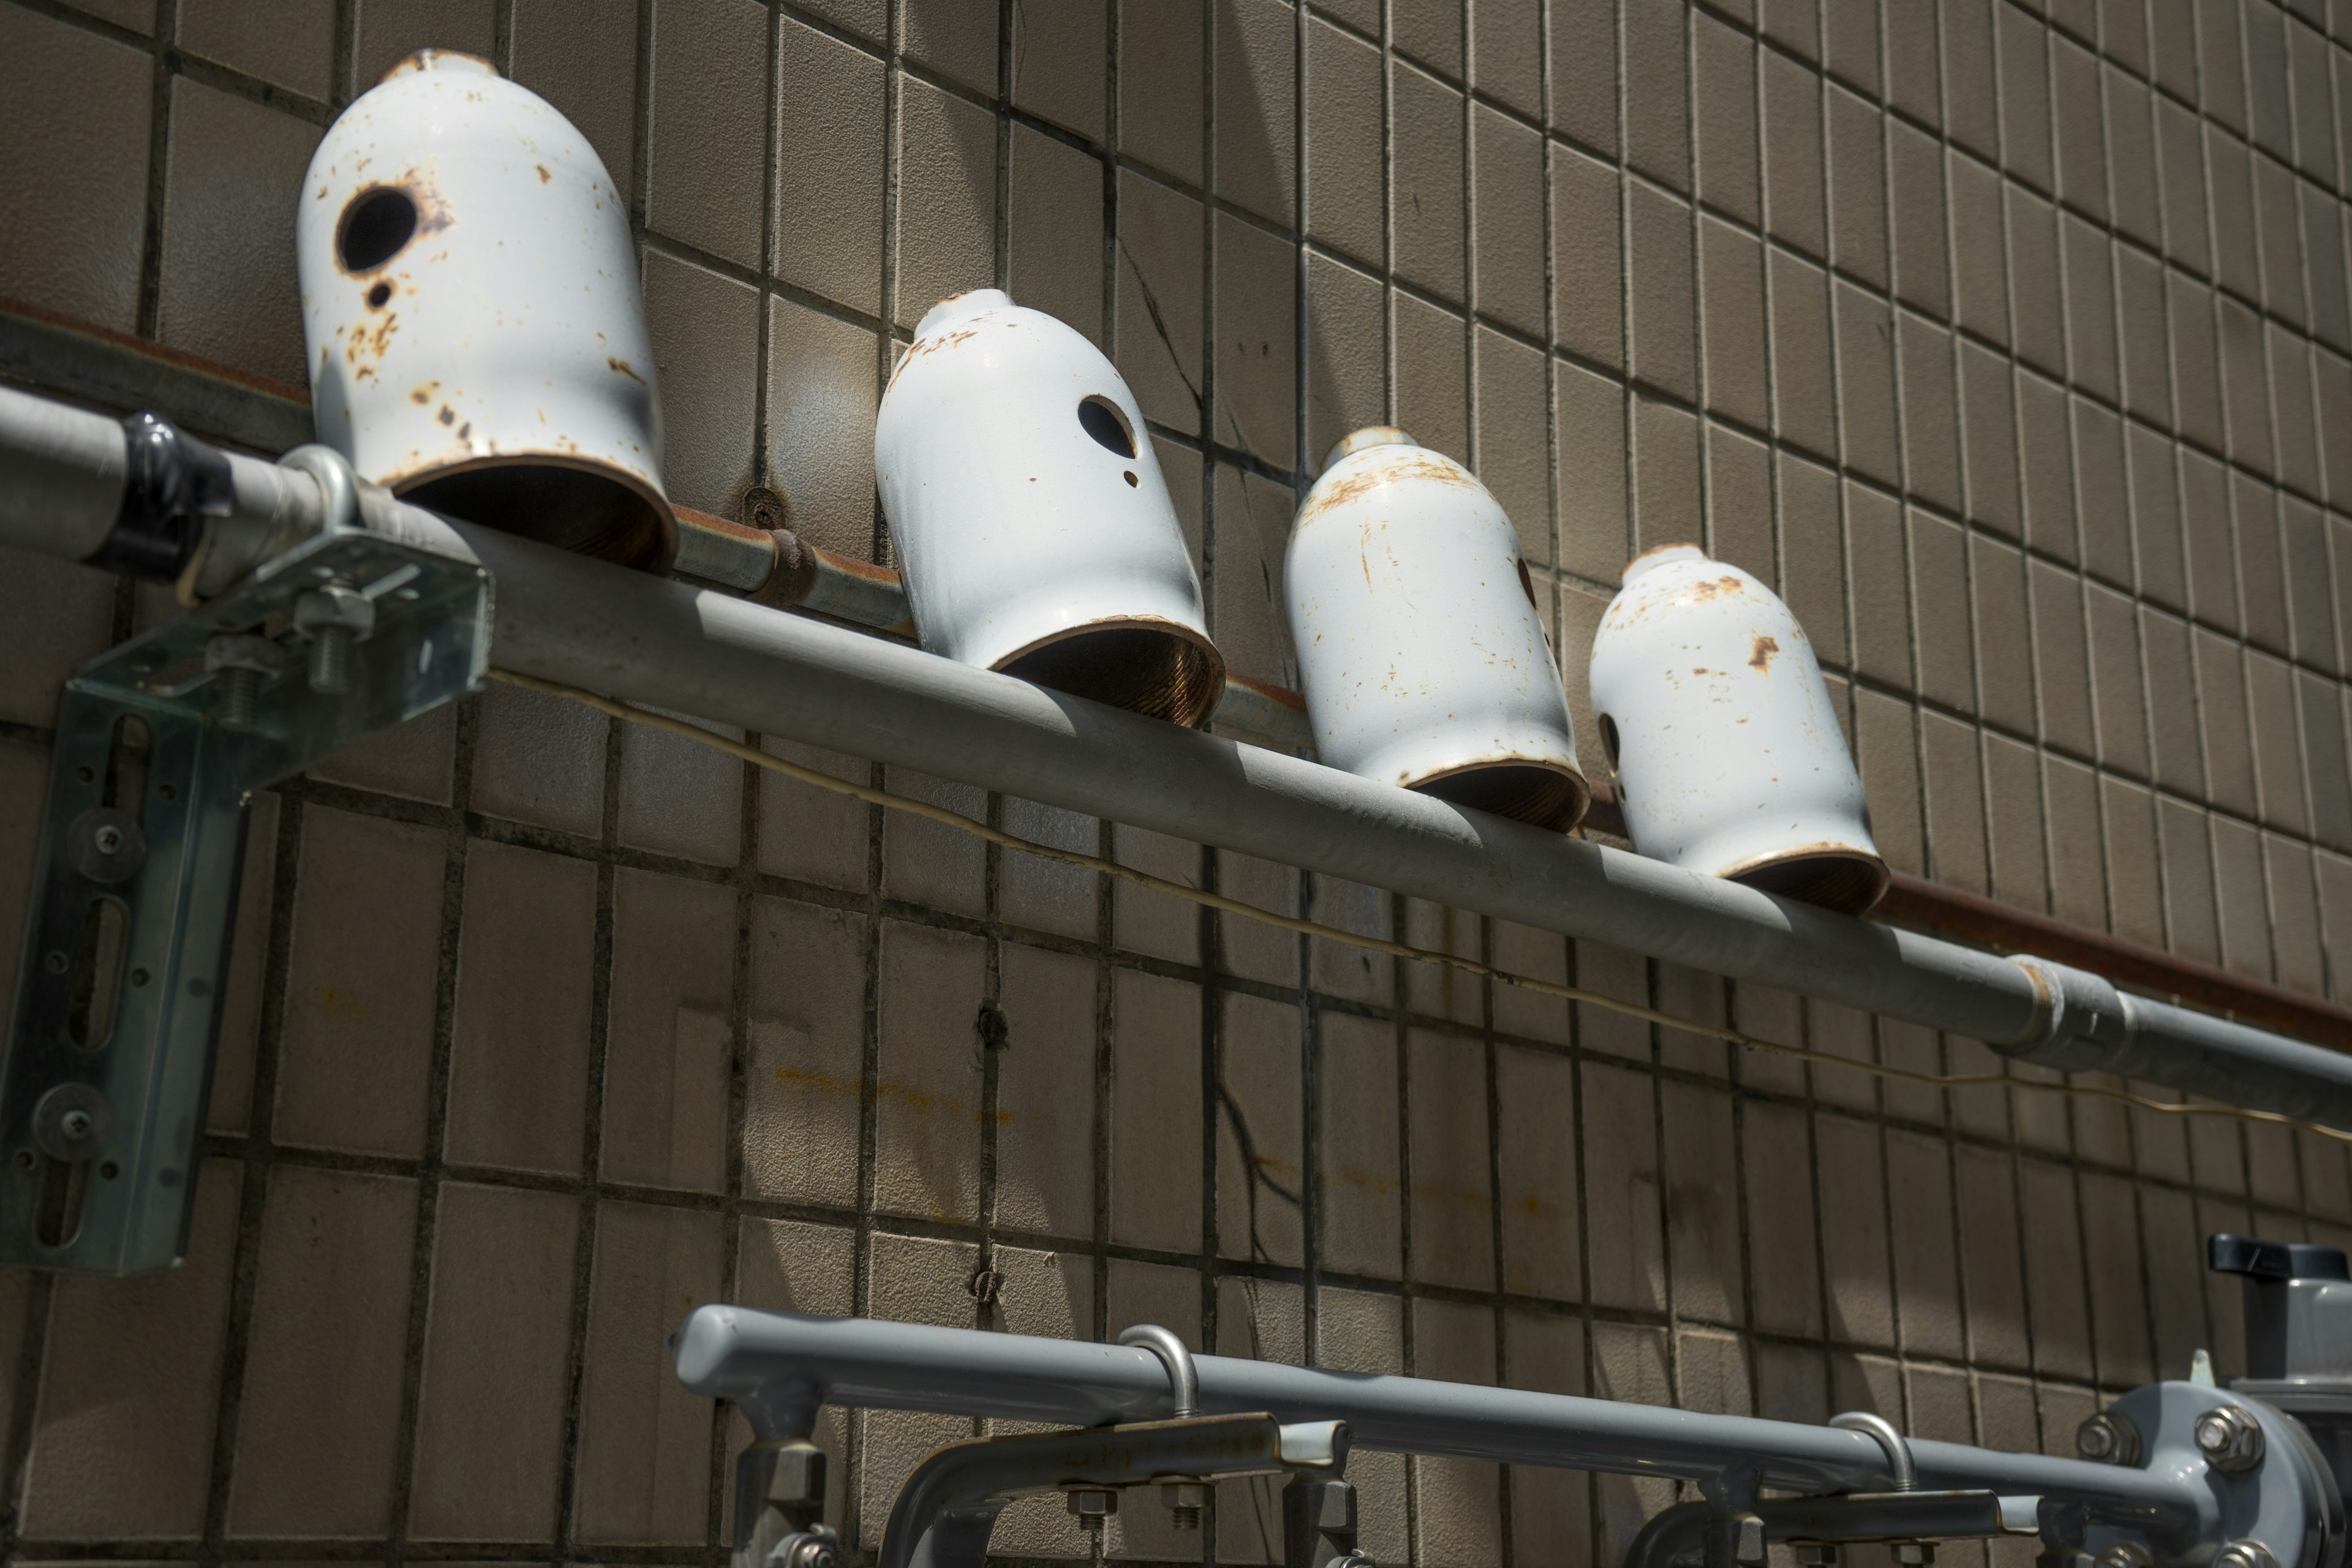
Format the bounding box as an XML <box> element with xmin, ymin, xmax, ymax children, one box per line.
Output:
<box><xmin>2214</xmin><ymin>1540</ymin><xmax>2280</xmax><ymax>1568</ymax></box>
<box><xmin>205</xmin><ymin>633</ymin><xmax>286</xmax><ymax>677</ymax></box>
<box><xmin>1065</xmin><ymin>1488</ymin><xmax>1118</xmax><ymax>1525</ymax></box>
<box><xmin>1795</xmin><ymin>1547</ymin><xmax>1841</xmax><ymax>1567</ymax></box>
<box><xmin>1890</xmin><ymin>1544</ymin><xmax>1936</xmax><ymax>1567</ymax></box>
<box><xmin>294</xmin><ymin>583</ymin><xmax>376</xmax><ymax>638</ymax></box>
<box><xmin>2096</xmin><ymin>1542</ymin><xmax>2155</xmax><ymax>1568</ymax></box>
<box><xmin>2193</xmin><ymin>1406</ymin><xmax>2266</xmax><ymax>1473</ymax></box>
<box><xmin>758</xmin><ymin>1442</ymin><xmax>826</xmax><ymax>1506</ymax></box>
<box><xmin>2075</xmin><ymin>1411</ymin><xmax>2143</xmax><ymax>1466</ymax></box>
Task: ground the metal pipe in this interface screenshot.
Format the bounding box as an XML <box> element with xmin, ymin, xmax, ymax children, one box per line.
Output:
<box><xmin>6</xmin><ymin>386</ymin><xmax>2352</xmax><ymax>1126</ymax></box>
<box><xmin>672</xmin><ymin>1307</ymin><xmax>2196</xmax><ymax>1529</ymax></box>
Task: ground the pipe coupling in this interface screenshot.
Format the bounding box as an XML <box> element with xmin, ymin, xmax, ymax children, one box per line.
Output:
<box><xmin>1999</xmin><ymin>957</ymin><xmax>2131</xmax><ymax>1074</ymax></box>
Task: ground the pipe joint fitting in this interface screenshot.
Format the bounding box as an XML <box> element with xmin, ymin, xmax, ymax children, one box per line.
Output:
<box><xmin>86</xmin><ymin>412</ymin><xmax>233</xmax><ymax>581</ymax></box>
<box><xmin>2000</xmin><ymin>957</ymin><xmax>2131</xmax><ymax>1074</ymax></box>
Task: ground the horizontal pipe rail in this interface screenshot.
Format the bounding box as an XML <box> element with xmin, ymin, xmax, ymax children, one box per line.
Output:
<box><xmin>6</xmin><ymin>382</ymin><xmax>2352</xmax><ymax>1128</ymax></box>
<box><xmin>673</xmin><ymin>1307</ymin><xmax>2198</xmax><ymax>1531</ymax></box>
<box><xmin>10</xmin><ymin>307</ymin><xmax>2340</xmax><ymax>1053</ymax></box>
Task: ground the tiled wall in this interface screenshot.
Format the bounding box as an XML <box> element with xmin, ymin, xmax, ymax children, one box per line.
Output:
<box><xmin>3</xmin><ymin>0</ymin><xmax>2352</xmax><ymax>1566</ymax></box>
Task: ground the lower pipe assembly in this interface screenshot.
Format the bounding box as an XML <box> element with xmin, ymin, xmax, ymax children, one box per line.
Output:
<box><xmin>681</xmin><ymin>1233</ymin><xmax>2352</xmax><ymax>1568</ymax></box>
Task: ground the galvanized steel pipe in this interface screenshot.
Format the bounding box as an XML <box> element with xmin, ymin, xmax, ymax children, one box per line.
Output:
<box><xmin>673</xmin><ymin>1306</ymin><xmax>2198</xmax><ymax>1529</ymax></box>
<box><xmin>4</xmin><ymin>384</ymin><xmax>2352</xmax><ymax>1125</ymax></box>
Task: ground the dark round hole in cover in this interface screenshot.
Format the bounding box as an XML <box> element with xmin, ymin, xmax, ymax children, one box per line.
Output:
<box><xmin>366</xmin><ymin>281</ymin><xmax>392</xmax><ymax>308</ymax></box>
<box><xmin>339</xmin><ymin>187</ymin><xmax>418</xmax><ymax>273</ymax></box>
<box><xmin>1077</xmin><ymin>395</ymin><xmax>1137</xmax><ymax>459</ymax></box>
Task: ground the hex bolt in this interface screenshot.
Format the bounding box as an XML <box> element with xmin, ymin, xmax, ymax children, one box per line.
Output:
<box><xmin>2193</xmin><ymin>1406</ymin><xmax>2266</xmax><ymax>1473</ymax></box>
<box><xmin>1065</xmin><ymin>1489</ymin><xmax>1118</xmax><ymax>1529</ymax></box>
<box><xmin>205</xmin><ymin>634</ymin><xmax>286</xmax><ymax>733</ymax></box>
<box><xmin>1160</xmin><ymin>1481</ymin><xmax>1207</xmax><ymax>1531</ymax></box>
<box><xmin>1890</xmin><ymin>1544</ymin><xmax>1936</xmax><ymax>1567</ymax></box>
<box><xmin>2075</xmin><ymin>1411</ymin><xmax>2143</xmax><ymax>1467</ymax></box>
<box><xmin>294</xmin><ymin>583</ymin><xmax>376</xmax><ymax>695</ymax></box>
<box><xmin>1795</xmin><ymin>1547</ymin><xmax>1841</xmax><ymax>1567</ymax></box>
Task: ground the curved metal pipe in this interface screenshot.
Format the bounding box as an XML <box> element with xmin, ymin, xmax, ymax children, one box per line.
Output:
<box><xmin>1831</xmin><ymin>1411</ymin><xmax>1917</xmax><ymax>1491</ymax></box>
<box><xmin>1118</xmin><ymin>1324</ymin><xmax>1199</xmax><ymax>1418</ymax></box>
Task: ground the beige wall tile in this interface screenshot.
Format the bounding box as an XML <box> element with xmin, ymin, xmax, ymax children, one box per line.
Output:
<box><xmin>0</xmin><ymin>8</ymin><xmax>153</xmax><ymax>333</ymax></box>
<box><xmin>408</xmin><ymin>1184</ymin><xmax>578</xmax><ymax>1540</ymax></box>
<box><xmin>1214</xmin><ymin>213</ymin><xmax>1298</xmax><ymax>470</ymax></box>
<box><xmin>155</xmin><ymin>84</ymin><xmax>317</xmax><ymax>387</ymax></box>
<box><xmin>1009</xmin><ymin>125</ymin><xmax>1105</xmax><ymax>345</ymax></box>
<box><xmin>995</xmin><ymin>942</ymin><xmax>1096</xmax><ymax>1237</ymax></box>
<box><xmin>745</xmin><ymin>896</ymin><xmax>867</xmax><ymax>1207</ymax></box>
<box><xmin>24</xmin><ymin>1163</ymin><xmax>233</xmax><ymax>1539</ymax></box>
<box><xmin>645</xmin><ymin>0</ymin><xmax>767</xmax><ymax>270</ymax></box>
<box><xmin>896</xmin><ymin>76</ymin><xmax>997</xmax><ymax>330</ymax></box>
<box><xmin>872</xmin><ymin>919</ymin><xmax>986</xmax><ymax>1223</ymax></box>
<box><xmin>1216</xmin><ymin>0</ymin><xmax>1295</xmax><ymax>225</ymax></box>
<box><xmin>512</xmin><ymin>0</ymin><xmax>640</xmax><ymax>190</ymax></box>
<box><xmin>773</xmin><ymin>18</ymin><xmax>886</xmax><ymax>317</ymax></box>
<box><xmin>1216</xmin><ymin>989</ymin><xmax>1303</xmax><ymax>1266</ymax></box>
<box><xmin>573</xmin><ymin>1201</ymin><xmax>723</xmax><ymax>1543</ymax></box>
<box><xmin>602</xmin><ymin>869</ymin><xmax>734</xmax><ymax>1190</ymax></box>
<box><xmin>1111</xmin><ymin>968</ymin><xmax>1202</xmax><ymax>1251</ymax></box>
<box><xmin>447</xmin><ymin>842</ymin><xmax>595</xmax><ymax>1174</ymax></box>
<box><xmin>276</xmin><ymin>809</ymin><xmax>446</xmax><ymax>1156</ymax></box>
<box><xmin>1011</xmin><ymin>0</ymin><xmax>1105</xmax><ymax>142</ymax></box>
<box><xmin>1122</xmin><ymin>0</ymin><xmax>1204</xmax><ymax>184</ymax></box>
<box><xmin>228</xmin><ymin>1166</ymin><xmax>417</xmax><ymax>1537</ymax></box>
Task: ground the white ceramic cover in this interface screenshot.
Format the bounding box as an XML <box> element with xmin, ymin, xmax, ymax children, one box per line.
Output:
<box><xmin>1283</xmin><ymin>429</ymin><xmax>1586</xmax><ymax>831</ymax></box>
<box><xmin>1587</xmin><ymin>544</ymin><xmax>1888</xmax><ymax>914</ymax></box>
<box><xmin>874</xmin><ymin>288</ymin><xmax>1221</xmax><ymax>726</ymax></box>
<box><xmin>297</xmin><ymin>50</ymin><xmax>669</xmax><ymax>567</ymax></box>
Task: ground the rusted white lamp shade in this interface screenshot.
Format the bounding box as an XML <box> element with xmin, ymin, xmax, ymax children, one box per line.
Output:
<box><xmin>1283</xmin><ymin>428</ymin><xmax>1588</xmax><ymax>831</ymax></box>
<box><xmin>1587</xmin><ymin>544</ymin><xmax>1889</xmax><ymax>915</ymax></box>
<box><xmin>874</xmin><ymin>289</ymin><xmax>1223</xmax><ymax>727</ymax></box>
<box><xmin>297</xmin><ymin>50</ymin><xmax>671</xmax><ymax>570</ymax></box>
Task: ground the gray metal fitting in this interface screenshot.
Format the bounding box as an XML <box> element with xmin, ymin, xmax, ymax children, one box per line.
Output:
<box><xmin>2001</xmin><ymin>957</ymin><xmax>2130</xmax><ymax>1074</ymax></box>
<box><xmin>293</xmin><ymin>582</ymin><xmax>376</xmax><ymax>695</ymax></box>
<box><xmin>1066</xmin><ymin>1488</ymin><xmax>1118</xmax><ymax>1527</ymax></box>
<box><xmin>204</xmin><ymin>633</ymin><xmax>285</xmax><ymax>733</ymax></box>
<box><xmin>1794</xmin><ymin>1547</ymin><xmax>1841</xmax><ymax>1568</ymax></box>
<box><xmin>2075</xmin><ymin>1411</ymin><xmax>2143</xmax><ymax>1466</ymax></box>
<box><xmin>1890</xmin><ymin>1544</ymin><xmax>1936</xmax><ymax>1567</ymax></box>
<box><xmin>1705</xmin><ymin>1513</ymin><xmax>1767</xmax><ymax>1568</ymax></box>
<box><xmin>1161</xmin><ymin>1480</ymin><xmax>1208</xmax><ymax>1530</ymax></box>
<box><xmin>2214</xmin><ymin>1540</ymin><xmax>2281</xmax><ymax>1568</ymax></box>
<box><xmin>2193</xmin><ymin>1406</ymin><xmax>2266</xmax><ymax>1473</ymax></box>
<box><xmin>2095</xmin><ymin>1542</ymin><xmax>2155</xmax><ymax>1568</ymax></box>
<box><xmin>756</xmin><ymin>1441</ymin><xmax>827</xmax><ymax>1507</ymax></box>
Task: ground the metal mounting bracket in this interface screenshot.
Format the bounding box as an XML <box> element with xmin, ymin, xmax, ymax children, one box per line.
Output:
<box><xmin>0</xmin><ymin>526</ymin><xmax>489</xmax><ymax>1275</ymax></box>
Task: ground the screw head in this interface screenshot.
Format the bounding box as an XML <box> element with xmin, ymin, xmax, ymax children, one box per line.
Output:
<box><xmin>2215</xmin><ymin>1542</ymin><xmax>2280</xmax><ymax>1568</ymax></box>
